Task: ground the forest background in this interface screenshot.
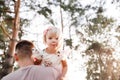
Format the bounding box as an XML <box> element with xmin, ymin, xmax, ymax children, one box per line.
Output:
<box><xmin>0</xmin><ymin>0</ymin><xmax>120</xmax><ymax>80</ymax></box>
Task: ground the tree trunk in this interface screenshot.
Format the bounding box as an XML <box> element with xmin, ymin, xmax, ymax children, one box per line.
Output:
<box><xmin>6</xmin><ymin>0</ymin><xmax>20</xmax><ymax>74</ymax></box>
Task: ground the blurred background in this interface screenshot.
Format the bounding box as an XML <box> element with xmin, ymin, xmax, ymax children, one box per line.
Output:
<box><xmin>1</xmin><ymin>0</ymin><xmax>120</xmax><ymax>80</ymax></box>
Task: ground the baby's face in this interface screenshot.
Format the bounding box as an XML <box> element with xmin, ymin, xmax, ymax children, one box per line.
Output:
<box><xmin>45</xmin><ymin>31</ymin><xmax>60</xmax><ymax>49</ymax></box>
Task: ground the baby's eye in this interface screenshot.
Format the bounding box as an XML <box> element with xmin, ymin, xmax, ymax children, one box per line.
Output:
<box><xmin>49</xmin><ymin>37</ymin><xmax>52</xmax><ymax>39</ymax></box>
<box><xmin>56</xmin><ymin>38</ymin><xmax>58</xmax><ymax>40</ymax></box>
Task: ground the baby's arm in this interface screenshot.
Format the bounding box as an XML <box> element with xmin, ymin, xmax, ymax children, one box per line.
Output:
<box><xmin>61</xmin><ymin>60</ymin><xmax>68</xmax><ymax>80</ymax></box>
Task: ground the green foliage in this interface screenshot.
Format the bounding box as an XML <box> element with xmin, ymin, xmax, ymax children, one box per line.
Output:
<box><xmin>87</xmin><ymin>42</ymin><xmax>103</xmax><ymax>52</ymax></box>
<box><xmin>0</xmin><ymin>36</ymin><xmax>6</xmax><ymax>49</ymax></box>
<box><xmin>0</xmin><ymin>0</ymin><xmax>18</xmax><ymax>79</ymax></box>
<box><xmin>0</xmin><ymin>0</ymin><xmax>11</xmax><ymax>17</ymax></box>
<box><xmin>64</xmin><ymin>39</ymin><xmax>72</xmax><ymax>48</ymax></box>
<box><xmin>0</xmin><ymin>52</ymin><xmax>14</xmax><ymax>79</ymax></box>
<box><xmin>85</xmin><ymin>42</ymin><xmax>119</xmax><ymax>80</ymax></box>
<box><xmin>87</xmin><ymin>14</ymin><xmax>115</xmax><ymax>35</ymax></box>
<box><xmin>37</xmin><ymin>7</ymin><xmax>52</xmax><ymax>18</ymax></box>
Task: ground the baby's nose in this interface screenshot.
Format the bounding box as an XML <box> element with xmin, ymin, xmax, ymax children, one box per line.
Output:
<box><xmin>52</xmin><ymin>39</ymin><xmax>57</xmax><ymax>42</ymax></box>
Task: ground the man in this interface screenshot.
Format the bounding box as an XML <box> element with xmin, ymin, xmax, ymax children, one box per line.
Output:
<box><xmin>1</xmin><ymin>40</ymin><xmax>56</xmax><ymax>80</ymax></box>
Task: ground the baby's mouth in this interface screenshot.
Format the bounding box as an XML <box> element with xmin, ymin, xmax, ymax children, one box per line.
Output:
<box><xmin>52</xmin><ymin>44</ymin><xmax>57</xmax><ymax>46</ymax></box>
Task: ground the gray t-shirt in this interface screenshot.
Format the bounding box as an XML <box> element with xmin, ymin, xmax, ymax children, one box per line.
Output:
<box><xmin>1</xmin><ymin>65</ymin><xmax>57</xmax><ymax>80</ymax></box>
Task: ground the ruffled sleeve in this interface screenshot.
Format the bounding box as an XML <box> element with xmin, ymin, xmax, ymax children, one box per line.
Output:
<box><xmin>32</xmin><ymin>48</ymin><xmax>43</xmax><ymax>60</ymax></box>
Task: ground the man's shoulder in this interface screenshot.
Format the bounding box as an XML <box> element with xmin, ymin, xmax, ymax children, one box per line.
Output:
<box><xmin>1</xmin><ymin>69</ymin><xmax>21</xmax><ymax>80</ymax></box>
<box><xmin>31</xmin><ymin>65</ymin><xmax>54</xmax><ymax>74</ymax></box>
<box><xmin>1</xmin><ymin>66</ymin><xmax>35</xmax><ymax>80</ymax></box>
<box><xmin>30</xmin><ymin>66</ymin><xmax>56</xmax><ymax>80</ymax></box>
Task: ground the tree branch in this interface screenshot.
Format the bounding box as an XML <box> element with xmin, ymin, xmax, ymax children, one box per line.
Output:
<box><xmin>0</xmin><ymin>22</ymin><xmax>11</xmax><ymax>40</ymax></box>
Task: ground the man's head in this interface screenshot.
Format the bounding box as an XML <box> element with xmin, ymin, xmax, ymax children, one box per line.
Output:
<box><xmin>15</xmin><ymin>40</ymin><xmax>34</xmax><ymax>61</ymax></box>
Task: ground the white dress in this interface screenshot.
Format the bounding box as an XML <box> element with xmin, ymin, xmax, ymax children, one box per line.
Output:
<box><xmin>33</xmin><ymin>49</ymin><xmax>66</xmax><ymax>80</ymax></box>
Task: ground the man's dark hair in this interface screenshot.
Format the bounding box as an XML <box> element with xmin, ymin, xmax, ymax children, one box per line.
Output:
<box><xmin>15</xmin><ymin>40</ymin><xmax>34</xmax><ymax>59</ymax></box>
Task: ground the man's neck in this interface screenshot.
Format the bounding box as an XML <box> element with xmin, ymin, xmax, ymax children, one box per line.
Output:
<box><xmin>18</xmin><ymin>59</ymin><xmax>34</xmax><ymax>67</ymax></box>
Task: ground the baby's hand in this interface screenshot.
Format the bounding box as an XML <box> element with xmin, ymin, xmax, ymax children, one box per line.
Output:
<box><xmin>60</xmin><ymin>77</ymin><xmax>65</xmax><ymax>80</ymax></box>
<box><xmin>31</xmin><ymin>49</ymin><xmax>42</xmax><ymax>65</ymax></box>
<box><xmin>33</xmin><ymin>58</ymin><xmax>42</xmax><ymax>65</ymax></box>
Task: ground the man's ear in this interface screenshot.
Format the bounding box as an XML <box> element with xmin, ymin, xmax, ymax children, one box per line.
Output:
<box><xmin>14</xmin><ymin>54</ymin><xmax>19</xmax><ymax>61</ymax></box>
